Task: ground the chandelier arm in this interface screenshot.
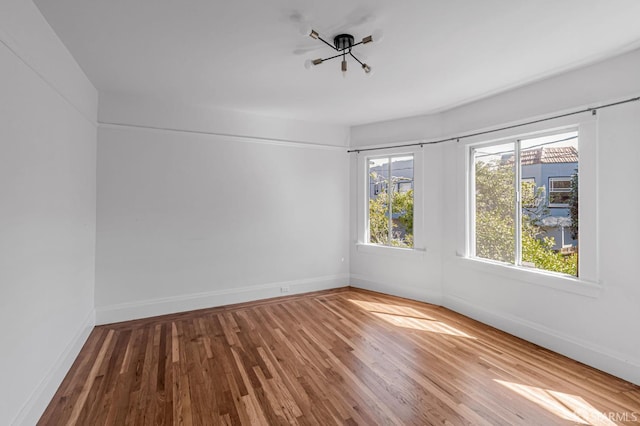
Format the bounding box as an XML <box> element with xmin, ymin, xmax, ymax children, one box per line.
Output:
<box><xmin>320</xmin><ymin>52</ymin><xmax>345</xmax><ymax>62</ymax></box>
<box><xmin>338</xmin><ymin>40</ymin><xmax>364</xmax><ymax>51</ymax></box>
<box><xmin>349</xmin><ymin>52</ymin><xmax>365</xmax><ymax>66</ymax></box>
<box><xmin>316</xmin><ymin>35</ymin><xmax>339</xmax><ymax>51</ymax></box>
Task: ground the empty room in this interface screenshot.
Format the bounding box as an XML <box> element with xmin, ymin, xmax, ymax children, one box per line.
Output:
<box><xmin>3</xmin><ymin>0</ymin><xmax>640</xmax><ymax>424</ymax></box>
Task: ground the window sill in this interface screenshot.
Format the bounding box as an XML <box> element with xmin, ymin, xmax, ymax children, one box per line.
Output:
<box><xmin>455</xmin><ymin>256</ymin><xmax>602</xmax><ymax>298</ymax></box>
<box><xmin>356</xmin><ymin>243</ymin><xmax>426</xmax><ymax>257</ymax></box>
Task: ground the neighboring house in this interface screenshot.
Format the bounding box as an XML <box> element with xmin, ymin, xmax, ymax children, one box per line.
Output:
<box><xmin>368</xmin><ymin>159</ymin><xmax>414</xmax><ymax>198</ymax></box>
<box><xmin>505</xmin><ymin>146</ymin><xmax>578</xmax><ymax>250</ymax></box>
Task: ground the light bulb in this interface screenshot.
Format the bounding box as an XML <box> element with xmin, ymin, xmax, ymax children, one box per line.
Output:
<box><xmin>304</xmin><ymin>59</ymin><xmax>313</xmax><ymax>69</ymax></box>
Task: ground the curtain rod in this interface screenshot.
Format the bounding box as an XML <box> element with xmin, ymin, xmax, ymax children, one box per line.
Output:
<box><xmin>347</xmin><ymin>96</ymin><xmax>640</xmax><ymax>153</ymax></box>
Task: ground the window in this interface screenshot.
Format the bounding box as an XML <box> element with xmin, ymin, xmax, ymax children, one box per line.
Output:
<box><xmin>470</xmin><ymin>130</ymin><xmax>579</xmax><ymax>276</ymax></box>
<box><xmin>367</xmin><ymin>154</ymin><xmax>414</xmax><ymax>248</ymax></box>
<box><xmin>548</xmin><ymin>177</ymin><xmax>572</xmax><ymax>207</ymax></box>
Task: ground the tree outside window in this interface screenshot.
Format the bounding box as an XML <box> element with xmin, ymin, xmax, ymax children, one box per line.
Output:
<box><xmin>472</xmin><ymin>131</ymin><xmax>578</xmax><ymax>276</ymax></box>
<box><xmin>368</xmin><ymin>155</ymin><xmax>414</xmax><ymax>248</ymax></box>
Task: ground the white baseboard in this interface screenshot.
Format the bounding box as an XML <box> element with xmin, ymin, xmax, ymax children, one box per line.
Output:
<box><xmin>349</xmin><ymin>274</ymin><xmax>443</xmax><ymax>306</ymax></box>
<box><xmin>444</xmin><ymin>293</ymin><xmax>640</xmax><ymax>386</ymax></box>
<box><xmin>96</xmin><ymin>274</ymin><xmax>349</xmax><ymax>325</ymax></box>
<box><xmin>11</xmin><ymin>309</ymin><xmax>95</xmax><ymax>426</ymax></box>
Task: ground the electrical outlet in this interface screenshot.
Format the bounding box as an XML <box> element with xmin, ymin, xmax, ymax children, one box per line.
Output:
<box><xmin>280</xmin><ymin>286</ymin><xmax>290</xmax><ymax>293</ymax></box>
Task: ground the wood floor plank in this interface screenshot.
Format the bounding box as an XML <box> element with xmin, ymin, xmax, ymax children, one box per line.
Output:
<box><xmin>39</xmin><ymin>288</ymin><xmax>640</xmax><ymax>425</ymax></box>
<box><xmin>65</xmin><ymin>329</ymin><xmax>115</xmax><ymax>425</ymax></box>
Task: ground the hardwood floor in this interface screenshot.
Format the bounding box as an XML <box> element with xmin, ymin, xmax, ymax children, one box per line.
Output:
<box><xmin>39</xmin><ymin>288</ymin><xmax>640</xmax><ymax>425</ymax></box>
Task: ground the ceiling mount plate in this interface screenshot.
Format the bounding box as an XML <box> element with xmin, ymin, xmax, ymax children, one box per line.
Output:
<box><xmin>333</xmin><ymin>34</ymin><xmax>355</xmax><ymax>50</ymax></box>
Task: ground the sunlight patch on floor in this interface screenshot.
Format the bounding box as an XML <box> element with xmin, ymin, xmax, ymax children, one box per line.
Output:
<box><xmin>348</xmin><ymin>298</ymin><xmax>475</xmax><ymax>338</ymax></box>
<box><xmin>494</xmin><ymin>379</ymin><xmax>617</xmax><ymax>425</ymax></box>
<box><xmin>369</xmin><ymin>312</ymin><xmax>475</xmax><ymax>338</ymax></box>
<box><xmin>347</xmin><ymin>299</ymin><xmax>436</xmax><ymax>320</ymax></box>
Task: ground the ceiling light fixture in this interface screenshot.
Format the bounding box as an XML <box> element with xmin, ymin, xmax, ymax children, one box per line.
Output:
<box><xmin>304</xmin><ymin>30</ymin><xmax>375</xmax><ymax>76</ymax></box>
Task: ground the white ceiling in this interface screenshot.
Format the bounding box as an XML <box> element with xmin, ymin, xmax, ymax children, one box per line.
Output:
<box><xmin>35</xmin><ymin>0</ymin><xmax>640</xmax><ymax>126</ymax></box>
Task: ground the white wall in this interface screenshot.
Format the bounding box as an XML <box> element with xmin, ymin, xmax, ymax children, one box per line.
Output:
<box><xmin>350</xmin><ymin>47</ymin><xmax>640</xmax><ymax>385</ymax></box>
<box><xmin>0</xmin><ymin>1</ymin><xmax>97</xmax><ymax>424</ymax></box>
<box><xmin>348</xmin><ymin>144</ymin><xmax>445</xmax><ymax>304</ymax></box>
<box><xmin>95</xmin><ymin>96</ymin><xmax>350</xmax><ymax>324</ymax></box>
<box><xmin>349</xmin><ymin>101</ymin><xmax>445</xmax><ymax>305</ymax></box>
<box><xmin>99</xmin><ymin>91</ymin><xmax>350</xmax><ymax>148</ymax></box>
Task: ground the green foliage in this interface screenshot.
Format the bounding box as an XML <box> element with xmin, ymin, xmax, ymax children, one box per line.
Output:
<box><xmin>369</xmin><ymin>191</ymin><xmax>389</xmax><ymax>246</ymax></box>
<box><xmin>476</xmin><ymin>208</ymin><xmax>515</xmax><ymax>263</ymax></box>
<box><xmin>475</xmin><ymin>161</ymin><xmax>515</xmax><ymax>263</ymax></box>
<box><xmin>369</xmin><ymin>184</ymin><xmax>414</xmax><ymax>248</ymax></box>
<box><xmin>521</xmin><ymin>181</ymin><xmax>549</xmax><ymax>222</ymax></box>
<box><xmin>475</xmin><ymin>160</ymin><xmax>577</xmax><ymax>276</ymax></box>
<box><xmin>569</xmin><ymin>171</ymin><xmax>579</xmax><ymax>240</ymax></box>
<box><xmin>521</xmin><ymin>223</ymin><xmax>578</xmax><ymax>275</ymax></box>
<box><xmin>393</xmin><ymin>189</ymin><xmax>414</xmax><ymax>235</ymax></box>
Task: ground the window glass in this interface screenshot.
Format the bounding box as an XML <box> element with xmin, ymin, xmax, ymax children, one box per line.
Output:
<box><xmin>369</xmin><ymin>157</ymin><xmax>390</xmax><ymax>245</ymax></box>
<box><xmin>391</xmin><ymin>156</ymin><xmax>414</xmax><ymax>247</ymax></box>
<box><xmin>471</xmin><ymin>130</ymin><xmax>578</xmax><ymax>276</ymax></box>
<box><xmin>368</xmin><ymin>155</ymin><xmax>414</xmax><ymax>248</ymax></box>
<box><xmin>473</xmin><ymin>142</ymin><xmax>516</xmax><ymax>264</ymax></box>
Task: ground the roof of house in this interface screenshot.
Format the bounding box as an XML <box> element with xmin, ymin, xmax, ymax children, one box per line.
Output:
<box><xmin>521</xmin><ymin>147</ymin><xmax>578</xmax><ymax>165</ymax></box>
<box><xmin>502</xmin><ymin>146</ymin><xmax>578</xmax><ymax>165</ymax></box>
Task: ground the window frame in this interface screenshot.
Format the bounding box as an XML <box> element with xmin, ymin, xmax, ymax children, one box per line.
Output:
<box><xmin>459</xmin><ymin>116</ymin><xmax>599</xmax><ymax>292</ymax></box>
<box><xmin>366</xmin><ymin>153</ymin><xmax>415</xmax><ymax>248</ymax></box>
<box><xmin>469</xmin><ymin>129</ymin><xmax>578</xmax><ymax>274</ymax></box>
<box><xmin>357</xmin><ymin>146</ymin><xmax>425</xmax><ymax>254</ymax></box>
